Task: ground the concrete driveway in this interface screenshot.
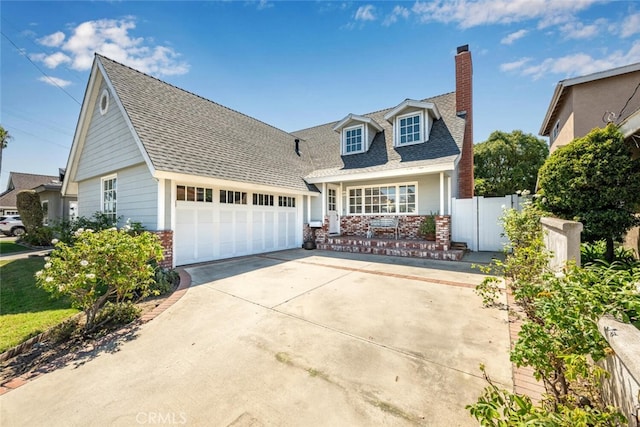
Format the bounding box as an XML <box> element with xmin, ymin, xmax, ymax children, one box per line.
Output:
<box><xmin>1</xmin><ymin>250</ymin><xmax>511</xmax><ymax>426</ymax></box>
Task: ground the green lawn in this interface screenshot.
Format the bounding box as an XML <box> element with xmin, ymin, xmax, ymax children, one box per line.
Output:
<box><xmin>0</xmin><ymin>258</ymin><xmax>79</xmax><ymax>353</ymax></box>
<box><xmin>0</xmin><ymin>240</ymin><xmax>30</xmax><ymax>255</ymax></box>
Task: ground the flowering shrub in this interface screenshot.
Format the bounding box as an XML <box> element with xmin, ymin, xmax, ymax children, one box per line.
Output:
<box><xmin>36</xmin><ymin>228</ymin><xmax>163</xmax><ymax>332</ymax></box>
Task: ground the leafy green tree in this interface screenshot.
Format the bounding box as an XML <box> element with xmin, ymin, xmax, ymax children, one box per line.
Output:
<box><xmin>537</xmin><ymin>124</ymin><xmax>640</xmax><ymax>262</ymax></box>
<box><xmin>0</xmin><ymin>125</ymin><xmax>12</xmax><ymax>179</ymax></box>
<box><xmin>474</xmin><ymin>130</ymin><xmax>549</xmax><ymax>196</ymax></box>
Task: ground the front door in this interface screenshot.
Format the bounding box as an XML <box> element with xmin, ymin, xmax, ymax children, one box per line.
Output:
<box><xmin>327</xmin><ymin>187</ymin><xmax>339</xmax><ymax>235</ymax></box>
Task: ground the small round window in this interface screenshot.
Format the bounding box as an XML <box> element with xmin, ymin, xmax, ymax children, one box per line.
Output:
<box><xmin>99</xmin><ymin>89</ymin><xmax>109</xmax><ymax>115</ymax></box>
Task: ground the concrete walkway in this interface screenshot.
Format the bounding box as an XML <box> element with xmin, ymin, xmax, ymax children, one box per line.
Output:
<box><xmin>1</xmin><ymin>249</ymin><xmax>512</xmax><ymax>426</ymax></box>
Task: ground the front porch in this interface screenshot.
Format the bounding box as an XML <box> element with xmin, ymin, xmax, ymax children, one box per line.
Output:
<box><xmin>305</xmin><ymin>214</ymin><xmax>466</xmax><ymax>261</ymax></box>
<box><xmin>315</xmin><ymin>235</ymin><xmax>465</xmax><ymax>261</ymax></box>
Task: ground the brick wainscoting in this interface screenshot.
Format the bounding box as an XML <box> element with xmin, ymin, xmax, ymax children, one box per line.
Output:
<box><xmin>311</xmin><ymin>215</ymin><xmax>456</xmax><ymax>259</ymax></box>
<box><xmin>153</xmin><ymin>230</ymin><xmax>174</xmax><ymax>269</ymax></box>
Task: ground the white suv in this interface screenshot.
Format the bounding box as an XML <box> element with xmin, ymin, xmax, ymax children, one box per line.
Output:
<box><xmin>0</xmin><ymin>215</ymin><xmax>26</xmax><ymax>237</ymax></box>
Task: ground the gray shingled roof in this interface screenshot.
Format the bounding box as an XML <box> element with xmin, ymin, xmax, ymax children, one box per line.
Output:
<box><xmin>98</xmin><ymin>55</ymin><xmax>315</xmax><ymax>193</ymax></box>
<box><xmin>98</xmin><ymin>55</ymin><xmax>464</xmax><ymax>189</ymax></box>
<box><xmin>0</xmin><ymin>172</ymin><xmax>60</xmax><ymax>208</ymax></box>
<box><xmin>293</xmin><ymin>92</ymin><xmax>465</xmax><ymax>180</ymax></box>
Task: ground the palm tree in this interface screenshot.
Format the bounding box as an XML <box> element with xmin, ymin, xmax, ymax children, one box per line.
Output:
<box><xmin>0</xmin><ymin>125</ymin><xmax>12</xmax><ymax>179</ymax></box>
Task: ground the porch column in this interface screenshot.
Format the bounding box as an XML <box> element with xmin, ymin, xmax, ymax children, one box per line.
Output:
<box><xmin>447</xmin><ymin>176</ymin><xmax>452</xmax><ymax>215</ymax></box>
<box><xmin>321</xmin><ymin>182</ymin><xmax>327</xmax><ymax>220</ymax></box>
<box><xmin>439</xmin><ymin>172</ymin><xmax>445</xmax><ymax>215</ymax></box>
<box><xmin>306</xmin><ymin>194</ymin><xmax>311</xmax><ymax>223</ymax></box>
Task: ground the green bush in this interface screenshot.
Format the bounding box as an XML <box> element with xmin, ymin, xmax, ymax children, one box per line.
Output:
<box><xmin>581</xmin><ymin>240</ymin><xmax>637</xmax><ymax>265</ymax></box>
<box><xmin>36</xmin><ymin>228</ymin><xmax>163</xmax><ymax>332</ymax></box>
<box><xmin>150</xmin><ymin>266</ymin><xmax>180</xmax><ymax>296</ymax></box>
<box><xmin>418</xmin><ymin>213</ymin><xmax>436</xmax><ymax>239</ymax></box>
<box><xmin>16</xmin><ymin>190</ymin><xmax>43</xmax><ymax>233</ymax></box>
<box><xmin>469</xmin><ymin>200</ymin><xmax>637</xmax><ymax>425</ymax></box>
<box><xmin>94</xmin><ymin>301</ymin><xmax>141</xmax><ymax>329</ymax></box>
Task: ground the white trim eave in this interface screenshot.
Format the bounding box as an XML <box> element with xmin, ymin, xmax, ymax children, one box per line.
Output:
<box><xmin>62</xmin><ymin>60</ymin><xmax>100</xmax><ymax>197</ymax></box>
<box><xmin>305</xmin><ymin>162</ymin><xmax>456</xmax><ymax>184</ymax></box>
<box><xmin>383</xmin><ymin>100</ymin><xmax>441</xmax><ymax>123</ymax></box>
<box><xmin>96</xmin><ymin>59</ymin><xmax>157</xmax><ymax>178</ymax></box>
<box><xmin>332</xmin><ymin>114</ymin><xmax>383</xmax><ymax>133</ymax></box>
<box><xmin>153</xmin><ymin>170</ymin><xmax>320</xmax><ymax>196</ymax></box>
<box><xmin>62</xmin><ymin>56</ymin><xmax>157</xmax><ymax>197</ymax></box>
<box><xmin>620</xmin><ymin>109</ymin><xmax>640</xmax><ymax>138</ymax></box>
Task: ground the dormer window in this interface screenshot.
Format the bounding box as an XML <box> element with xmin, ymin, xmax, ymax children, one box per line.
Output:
<box><xmin>398</xmin><ymin>112</ymin><xmax>422</xmax><ymax>144</ymax></box>
<box><xmin>332</xmin><ymin>114</ymin><xmax>383</xmax><ymax>156</ymax></box>
<box><xmin>345</xmin><ymin>125</ymin><xmax>364</xmax><ymax>153</ymax></box>
<box><xmin>384</xmin><ymin>99</ymin><xmax>441</xmax><ymax>148</ymax></box>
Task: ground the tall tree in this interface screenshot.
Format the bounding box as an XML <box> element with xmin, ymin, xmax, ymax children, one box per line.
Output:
<box><xmin>0</xmin><ymin>125</ymin><xmax>12</xmax><ymax>179</ymax></box>
<box><xmin>538</xmin><ymin>124</ymin><xmax>640</xmax><ymax>261</ymax></box>
<box><xmin>474</xmin><ymin>130</ymin><xmax>549</xmax><ymax>196</ymax></box>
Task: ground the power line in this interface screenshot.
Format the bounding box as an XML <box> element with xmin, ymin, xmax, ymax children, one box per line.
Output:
<box><xmin>1</xmin><ymin>30</ymin><xmax>81</xmax><ymax>105</ymax></box>
<box><xmin>617</xmin><ymin>81</ymin><xmax>640</xmax><ymax>123</ymax></box>
<box><xmin>0</xmin><ymin>16</ymin><xmax>85</xmax><ymax>84</ymax></box>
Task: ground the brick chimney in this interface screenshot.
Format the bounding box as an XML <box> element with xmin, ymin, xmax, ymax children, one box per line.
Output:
<box><xmin>455</xmin><ymin>44</ymin><xmax>474</xmax><ymax>199</ymax></box>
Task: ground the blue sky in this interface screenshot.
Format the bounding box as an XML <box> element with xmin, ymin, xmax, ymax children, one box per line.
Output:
<box><xmin>2</xmin><ymin>0</ymin><xmax>640</xmax><ymax>190</ymax></box>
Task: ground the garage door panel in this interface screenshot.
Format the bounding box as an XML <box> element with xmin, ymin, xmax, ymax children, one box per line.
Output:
<box><xmin>175</xmin><ymin>197</ymin><xmax>299</xmax><ymax>265</ymax></box>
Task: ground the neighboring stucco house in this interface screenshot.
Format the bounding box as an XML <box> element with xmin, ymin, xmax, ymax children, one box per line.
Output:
<box><xmin>63</xmin><ymin>46</ymin><xmax>474</xmax><ymax>267</ymax></box>
<box><xmin>539</xmin><ymin>62</ymin><xmax>640</xmax><ymax>152</ymax></box>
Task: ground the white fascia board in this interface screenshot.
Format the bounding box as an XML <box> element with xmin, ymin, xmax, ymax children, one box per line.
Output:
<box><xmin>332</xmin><ymin>114</ymin><xmax>383</xmax><ymax>132</ymax></box>
<box><xmin>383</xmin><ymin>100</ymin><xmax>440</xmax><ymax>123</ymax></box>
<box><xmin>62</xmin><ymin>60</ymin><xmax>100</xmax><ymax>196</ymax></box>
<box><xmin>153</xmin><ymin>171</ymin><xmax>319</xmax><ymax>196</ymax></box>
<box><xmin>620</xmin><ymin>109</ymin><xmax>640</xmax><ymax>138</ymax></box>
<box><xmin>305</xmin><ymin>162</ymin><xmax>456</xmax><ymax>184</ymax></box>
<box><xmin>96</xmin><ymin>59</ymin><xmax>157</xmax><ymax>179</ymax></box>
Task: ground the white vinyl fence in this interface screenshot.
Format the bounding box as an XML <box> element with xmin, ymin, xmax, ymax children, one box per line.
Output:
<box><xmin>451</xmin><ymin>195</ymin><xmax>522</xmax><ymax>252</ymax></box>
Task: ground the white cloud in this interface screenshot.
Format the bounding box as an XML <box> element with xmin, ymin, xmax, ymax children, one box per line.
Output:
<box><xmin>500</xmin><ymin>57</ymin><xmax>531</xmax><ymax>72</ymax></box>
<box><xmin>560</xmin><ymin>19</ymin><xmax>604</xmax><ymax>39</ymax></box>
<box><xmin>256</xmin><ymin>0</ymin><xmax>273</xmax><ymax>10</ymax></box>
<box><xmin>33</xmin><ymin>18</ymin><xmax>189</xmax><ymax>77</ymax></box>
<box><xmin>37</xmin><ymin>31</ymin><xmax>65</xmax><ymax>47</ymax></box>
<box><xmin>521</xmin><ymin>40</ymin><xmax>640</xmax><ymax>80</ymax></box>
<box><xmin>620</xmin><ymin>13</ymin><xmax>640</xmax><ymax>38</ymax></box>
<box><xmin>383</xmin><ymin>5</ymin><xmax>410</xmax><ymax>26</ymax></box>
<box><xmin>501</xmin><ymin>29</ymin><xmax>528</xmax><ymax>45</ymax></box>
<box><xmin>355</xmin><ymin>4</ymin><xmax>376</xmax><ymax>21</ymax></box>
<box><xmin>412</xmin><ymin>0</ymin><xmax>598</xmax><ymax>29</ymax></box>
<box><xmin>38</xmin><ymin>76</ymin><xmax>72</xmax><ymax>88</ymax></box>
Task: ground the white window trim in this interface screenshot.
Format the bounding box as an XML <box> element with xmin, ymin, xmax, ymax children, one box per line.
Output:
<box><xmin>394</xmin><ymin>111</ymin><xmax>425</xmax><ymax>147</ymax></box>
<box><xmin>101</xmin><ymin>174</ymin><xmax>117</xmax><ymax>220</ymax></box>
<box><xmin>342</xmin><ymin>124</ymin><xmax>366</xmax><ymax>155</ymax></box>
<box><xmin>346</xmin><ymin>181</ymin><xmax>418</xmax><ymax>216</ymax></box>
<box><xmin>99</xmin><ymin>89</ymin><xmax>110</xmax><ymax>116</ymax></box>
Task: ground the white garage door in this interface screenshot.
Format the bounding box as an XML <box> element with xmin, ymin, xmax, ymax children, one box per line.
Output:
<box><xmin>175</xmin><ymin>191</ymin><xmax>299</xmax><ymax>265</ymax></box>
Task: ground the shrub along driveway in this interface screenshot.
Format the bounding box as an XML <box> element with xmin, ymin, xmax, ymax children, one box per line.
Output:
<box><xmin>1</xmin><ymin>250</ymin><xmax>511</xmax><ymax>426</ymax></box>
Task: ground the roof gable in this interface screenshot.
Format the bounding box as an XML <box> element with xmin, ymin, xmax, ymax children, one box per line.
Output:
<box><xmin>332</xmin><ymin>114</ymin><xmax>383</xmax><ymax>133</ymax></box>
<box><xmin>90</xmin><ymin>55</ymin><xmax>315</xmax><ymax>193</ymax></box>
<box><xmin>383</xmin><ymin>99</ymin><xmax>441</xmax><ymax>123</ymax></box>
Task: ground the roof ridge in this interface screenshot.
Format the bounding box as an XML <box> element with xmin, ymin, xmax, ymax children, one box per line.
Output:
<box><xmin>96</xmin><ymin>54</ymin><xmax>299</xmax><ymax>140</ymax></box>
<box><xmin>9</xmin><ymin>171</ymin><xmax>58</xmax><ymax>178</ymax></box>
